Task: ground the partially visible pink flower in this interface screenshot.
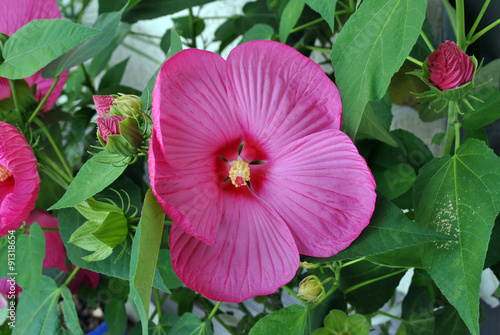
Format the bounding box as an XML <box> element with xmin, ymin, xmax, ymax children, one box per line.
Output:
<box><xmin>96</xmin><ymin>115</ymin><xmax>126</xmax><ymax>143</ymax></box>
<box><xmin>428</xmin><ymin>41</ymin><xmax>474</xmax><ymax>91</ymax></box>
<box><xmin>25</xmin><ymin>210</ymin><xmax>99</xmax><ymax>294</ymax></box>
<box><xmin>0</xmin><ymin>277</ymin><xmax>22</xmax><ymax>308</ymax></box>
<box><xmin>150</xmin><ymin>41</ymin><xmax>376</xmax><ymax>302</ymax></box>
<box><xmin>0</xmin><ymin>0</ymin><xmax>68</xmax><ymax>111</ymax></box>
<box><xmin>0</xmin><ymin>122</ymin><xmax>39</xmax><ymax>237</ymax></box>
<box><xmin>93</xmin><ymin>95</ymin><xmax>115</xmax><ymax>117</ymax></box>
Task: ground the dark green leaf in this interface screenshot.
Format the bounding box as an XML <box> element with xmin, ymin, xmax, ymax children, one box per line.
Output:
<box><xmin>413</xmin><ymin>139</ymin><xmax>500</xmax><ymax>335</ymax></box>
<box><xmin>340</xmin><ymin>261</ymin><xmax>406</xmax><ymax>314</ymax></box>
<box><xmin>173</xmin><ymin>16</ymin><xmax>205</xmax><ymax>39</ymax></box>
<box><xmin>98</xmin><ymin>58</ymin><xmax>129</xmax><ymax>91</ymax></box>
<box><xmin>0</xmin><ymin>20</ymin><xmax>99</xmax><ymax>79</ymax></box>
<box><xmin>123</xmin><ymin>0</ymin><xmax>216</xmax><ymax>23</ymax></box>
<box><xmin>475</xmin><ymin>58</ymin><xmax>500</xmax><ymax>88</ymax></box>
<box><xmin>304</xmin><ymin>0</ymin><xmax>337</xmax><ymax>32</ymax></box>
<box><xmin>49</xmin><ymin>151</ymin><xmax>127</xmax><ymax>210</ymax></box>
<box><xmin>43</xmin><ymin>10</ymin><xmax>124</xmax><ymax>78</ymax></box>
<box><xmin>170</xmin><ymin>313</ymin><xmax>213</xmax><ymax>335</ymax></box>
<box><xmin>279</xmin><ymin>0</ymin><xmax>305</xmax><ymax>43</ymax></box>
<box><xmin>130</xmin><ymin>189</ymin><xmax>166</xmax><ymax>335</ymax></box>
<box><xmin>373</xmin><ymin>163</ymin><xmax>416</xmax><ymax>199</ymax></box>
<box><xmin>157</xmin><ymin>249</ymin><xmax>183</xmax><ymax>290</ymax></box>
<box><xmin>402</xmin><ymin>286</ymin><xmax>434</xmax><ymax>335</ymax></box>
<box><xmin>331</xmin><ymin>0</ymin><xmax>426</xmax><ymax>139</ymax></box>
<box><xmin>434</xmin><ymin>305</ymin><xmax>469</xmax><ymax>335</ymax></box>
<box><xmin>249</xmin><ymin>304</ymin><xmax>308</xmax><ymax>335</ymax></box>
<box><xmin>308</xmin><ymin>197</ymin><xmax>449</xmax><ymax>263</ymax></box>
<box><xmin>239</xmin><ymin>24</ymin><xmax>275</xmax><ymax>44</ymax></box>
<box><xmin>461</xmin><ymin>87</ymin><xmax>500</xmax><ymax>129</ymax></box>
<box><xmin>105</xmin><ymin>298</ymin><xmax>128</xmax><ymax>335</ymax></box>
<box><xmin>16</xmin><ymin>223</ymin><xmax>45</xmax><ymax>301</ymax></box>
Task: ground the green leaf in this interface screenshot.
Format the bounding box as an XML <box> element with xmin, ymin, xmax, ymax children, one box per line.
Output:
<box><xmin>312</xmin><ymin>310</ymin><xmax>370</xmax><ymax>335</ymax></box>
<box><xmin>475</xmin><ymin>58</ymin><xmax>500</xmax><ymax>88</ymax></box>
<box><xmin>239</xmin><ymin>24</ymin><xmax>275</xmax><ymax>44</ymax></box>
<box><xmin>99</xmin><ymin>58</ymin><xmax>129</xmax><ymax>91</ymax></box>
<box><xmin>249</xmin><ymin>305</ymin><xmax>308</xmax><ymax>335</ymax></box>
<box><xmin>401</xmin><ymin>286</ymin><xmax>434</xmax><ymax>335</ymax></box>
<box><xmin>413</xmin><ymin>139</ymin><xmax>500</xmax><ymax>335</ymax></box>
<box><xmin>16</xmin><ymin>223</ymin><xmax>45</xmax><ymax>301</ymax></box>
<box><xmin>157</xmin><ymin>249</ymin><xmax>183</xmax><ymax>290</ymax></box>
<box><xmin>279</xmin><ymin>0</ymin><xmax>305</xmax><ymax>43</ymax></box>
<box><xmin>331</xmin><ymin>0</ymin><xmax>426</xmax><ymax>139</ymax></box>
<box><xmin>42</xmin><ymin>10</ymin><xmax>124</xmax><ymax>78</ymax></box>
<box><xmin>13</xmin><ymin>277</ymin><xmax>61</xmax><ymax>335</ymax></box>
<box><xmin>60</xmin><ymin>286</ymin><xmax>84</xmax><ymax>335</ymax></box>
<box><xmin>49</xmin><ymin>151</ymin><xmax>127</xmax><ymax>210</ymax></box>
<box><xmin>434</xmin><ymin>305</ymin><xmax>469</xmax><ymax>335</ymax></box>
<box><xmin>304</xmin><ymin>0</ymin><xmax>337</xmax><ymax>32</ymax></box>
<box><xmin>340</xmin><ymin>261</ymin><xmax>406</xmax><ymax>314</ymax></box>
<box><xmin>173</xmin><ymin>16</ymin><xmax>205</xmax><ymax>39</ymax></box>
<box><xmin>105</xmin><ymin>298</ymin><xmax>128</xmax><ymax>335</ymax></box>
<box><xmin>307</xmin><ymin>197</ymin><xmax>449</xmax><ymax>263</ymax></box>
<box><xmin>130</xmin><ymin>189</ymin><xmax>166</xmax><ymax>335</ymax></box>
<box><xmin>123</xmin><ymin>0</ymin><xmax>216</xmax><ymax>23</ymax></box>
<box><xmin>0</xmin><ymin>19</ymin><xmax>99</xmax><ymax>79</ymax></box>
<box><xmin>170</xmin><ymin>313</ymin><xmax>213</xmax><ymax>335</ymax></box>
<box><xmin>357</xmin><ymin>97</ymin><xmax>398</xmax><ymax>147</ymax></box>
<box><xmin>461</xmin><ymin>86</ymin><xmax>500</xmax><ymax>129</ymax></box>
<box><xmin>373</xmin><ymin>163</ymin><xmax>416</xmax><ymax>199</ymax></box>
<box><xmin>92</xmin><ymin>211</ymin><xmax>128</xmax><ymax>248</ymax></box>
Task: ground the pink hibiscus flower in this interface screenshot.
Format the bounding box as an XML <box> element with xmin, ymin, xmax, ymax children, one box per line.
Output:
<box><xmin>149</xmin><ymin>40</ymin><xmax>376</xmax><ymax>302</ymax></box>
<box><xmin>0</xmin><ymin>122</ymin><xmax>40</xmax><ymax>237</ymax></box>
<box><xmin>25</xmin><ymin>210</ymin><xmax>99</xmax><ymax>293</ymax></box>
<box><xmin>0</xmin><ymin>0</ymin><xmax>68</xmax><ymax>111</ymax></box>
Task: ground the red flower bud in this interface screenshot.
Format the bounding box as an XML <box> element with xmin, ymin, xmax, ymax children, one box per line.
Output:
<box><xmin>428</xmin><ymin>41</ymin><xmax>474</xmax><ymax>91</ymax></box>
<box><xmin>96</xmin><ymin>115</ymin><xmax>126</xmax><ymax>143</ymax></box>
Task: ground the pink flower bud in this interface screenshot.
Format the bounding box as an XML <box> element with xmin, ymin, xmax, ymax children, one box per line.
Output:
<box><xmin>428</xmin><ymin>41</ymin><xmax>474</xmax><ymax>91</ymax></box>
<box><xmin>96</xmin><ymin>115</ymin><xmax>126</xmax><ymax>143</ymax></box>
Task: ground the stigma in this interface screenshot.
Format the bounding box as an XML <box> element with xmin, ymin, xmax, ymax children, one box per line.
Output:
<box><xmin>0</xmin><ymin>164</ymin><xmax>12</xmax><ymax>183</ymax></box>
<box><xmin>228</xmin><ymin>158</ymin><xmax>250</xmax><ymax>187</ymax></box>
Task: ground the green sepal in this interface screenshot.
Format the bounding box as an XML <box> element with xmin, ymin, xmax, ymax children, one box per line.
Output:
<box><xmin>119</xmin><ymin>117</ymin><xmax>143</xmax><ymax>149</ymax></box>
<box><xmin>92</xmin><ymin>211</ymin><xmax>128</xmax><ymax>248</ymax></box>
<box><xmin>106</xmin><ymin>133</ymin><xmax>138</xmax><ymax>156</ymax></box>
<box><xmin>82</xmin><ymin>244</ymin><xmax>114</xmax><ymax>262</ymax></box>
<box><xmin>75</xmin><ymin>198</ymin><xmax>122</xmax><ymax>222</ymax></box>
<box><xmin>68</xmin><ymin>220</ymin><xmax>105</xmax><ymax>251</ymax></box>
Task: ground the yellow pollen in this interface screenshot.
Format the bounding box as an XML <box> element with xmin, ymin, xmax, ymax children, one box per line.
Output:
<box><xmin>228</xmin><ymin>159</ymin><xmax>250</xmax><ymax>187</ymax></box>
<box><xmin>0</xmin><ymin>164</ymin><xmax>12</xmax><ymax>183</ymax></box>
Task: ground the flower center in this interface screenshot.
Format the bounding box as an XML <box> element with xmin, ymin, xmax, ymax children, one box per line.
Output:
<box><xmin>228</xmin><ymin>158</ymin><xmax>250</xmax><ymax>188</ymax></box>
<box><xmin>0</xmin><ymin>164</ymin><xmax>12</xmax><ymax>183</ymax></box>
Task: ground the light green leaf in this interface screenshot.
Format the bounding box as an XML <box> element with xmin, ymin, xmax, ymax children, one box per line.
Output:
<box><xmin>60</xmin><ymin>286</ymin><xmax>84</xmax><ymax>335</ymax></box>
<box><xmin>249</xmin><ymin>304</ymin><xmax>308</xmax><ymax>335</ymax></box>
<box><xmin>170</xmin><ymin>313</ymin><xmax>213</xmax><ymax>335</ymax></box>
<box><xmin>304</xmin><ymin>0</ymin><xmax>337</xmax><ymax>32</ymax></box>
<box><xmin>308</xmin><ymin>197</ymin><xmax>449</xmax><ymax>263</ymax></box>
<box><xmin>68</xmin><ymin>220</ymin><xmax>103</xmax><ymax>250</ymax></box>
<box><xmin>42</xmin><ymin>10</ymin><xmax>124</xmax><ymax>78</ymax></box>
<box><xmin>157</xmin><ymin>249</ymin><xmax>183</xmax><ymax>290</ymax></box>
<box><xmin>92</xmin><ymin>212</ymin><xmax>128</xmax><ymax>248</ymax></box>
<box><xmin>49</xmin><ymin>151</ymin><xmax>127</xmax><ymax>210</ymax></box>
<box><xmin>279</xmin><ymin>0</ymin><xmax>305</xmax><ymax>43</ymax></box>
<box><xmin>13</xmin><ymin>277</ymin><xmax>60</xmax><ymax>335</ymax></box>
<box><xmin>0</xmin><ymin>19</ymin><xmax>99</xmax><ymax>79</ymax></box>
<box><xmin>413</xmin><ymin>139</ymin><xmax>500</xmax><ymax>335</ymax></box>
<box><xmin>16</xmin><ymin>223</ymin><xmax>45</xmax><ymax>301</ymax></box>
<box><xmin>130</xmin><ymin>189</ymin><xmax>166</xmax><ymax>335</ymax></box>
<box><xmin>312</xmin><ymin>310</ymin><xmax>370</xmax><ymax>335</ymax></box>
<box><xmin>331</xmin><ymin>0</ymin><xmax>426</xmax><ymax>139</ymax></box>
<box><xmin>82</xmin><ymin>244</ymin><xmax>114</xmax><ymax>262</ymax></box>
<box><xmin>239</xmin><ymin>24</ymin><xmax>275</xmax><ymax>44</ymax></box>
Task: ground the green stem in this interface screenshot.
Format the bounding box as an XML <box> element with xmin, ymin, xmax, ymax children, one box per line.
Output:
<box><xmin>341</xmin><ymin>257</ymin><xmax>366</xmax><ymax>268</ymax></box>
<box><xmin>456</xmin><ymin>0</ymin><xmax>466</xmax><ymax>50</ymax></box>
<box><xmin>467</xmin><ymin>0</ymin><xmax>491</xmax><ymax>39</ymax></box>
<box><xmin>420</xmin><ymin>30</ymin><xmax>434</xmax><ymax>52</ymax></box>
<box><xmin>470</xmin><ymin>18</ymin><xmax>500</xmax><ymax>45</ymax></box>
<box><xmin>406</xmin><ymin>56</ymin><xmax>423</xmax><ymax>67</ymax></box>
<box><xmin>8</xmin><ymin>79</ymin><xmax>23</xmax><ymax>127</ymax></box>
<box><xmin>343</xmin><ymin>268</ymin><xmax>407</xmax><ymax>295</ymax></box>
<box><xmin>282</xmin><ymin>285</ymin><xmax>305</xmax><ymax>304</ymax></box>
<box><xmin>34</xmin><ymin>118</ymin><xmax>73</xmax><ymax>180</ymax></box>
<box><xmin>309</xmin><ymin>283</ymin><xmax>339</xmax><ymax>311</ymax></box>
<box><xmin>189</xmin><ymin>7</ymin><xmax>197</xmax><ymax>48</ymax></box>
<box><xmin>207</xmin><ymin>301</ymin><xmax>222</xmax><ymax>321</ymax></box>
<box><xmin>27</xmin><ymin>76</ymin><xmax>59</xmax><ymax>125</ymax></box>
<box><xmin>454</xmin><ymin>119</ymin><xmax>461</xmax><ymax>154</ymax></box>
<box><xmin>289</xmin><ymin>18</ymin><xmax>325</xmax><ymax>34</ymax></box>
<box><xmin>303</xmin><ymin>45</ymin><xmax>331</xmax><ymax>53</ymax></box>
<box><xmin>62</xmin><ymin>266</ymin><xmax>80</xmax><ymax>287</ymax></box>
<box><xmin>442</xmin><ymin>101</ymin><xmax>459</xmax><ymax>156</ymax></box>
<box><xmin>376</xmin><ymin>311</ymin><xmax>408</xmax><ymax>323</ymax></box>
<box><xmin>154</xmin><ymin>288</ymin><xmax>162</xmax><ymax>319</ymax></box>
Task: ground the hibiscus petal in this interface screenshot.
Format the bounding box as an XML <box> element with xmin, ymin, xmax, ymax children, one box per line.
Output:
<box><xmin>93</xmin><ymin>95</ymin><xmax>114</xmax><ymax>117</ymax></box>
<box><xmin>149</xmin><ymin>130</ymin><xmax>223</xmax><ymax>245</ymax></box>
<box><xmin>253</xmin><ymin>129</ymin><xmax>376</xmax><ymax>257</ymax></box>
<box><xmin>226</xmin><ymin>40</ymin><xmax>341</xmax><ymax>157</ymax></box>
<box><xmin>170</xmin><ymin>190</ymin><xmax>299</xmax><ymax>302</ymax></box>
<box><xmin>0</xmin><ymin>122</ymin><xmax>40</xmax><ymax>236</ymax></box>
<box><xmin>153</xmin><ymin>48</ymin><xmax>241</xmax><ymax>169</ymax></box>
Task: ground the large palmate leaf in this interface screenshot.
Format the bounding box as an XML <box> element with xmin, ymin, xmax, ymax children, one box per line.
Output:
<box><xmin>308</xmin><ymin>197</ymin><xmax>449</xmax><ymax>263</ymax></box>
<box><xmin>249</xmin><ymin>305</ymin><xmax>308</xmax><ymax>335</ymax></box>
<box><xmin>42</xmin><ymin>9</ymin><xmax>124</xmax><ymax>78</ymax></box>
<box><xmin>0</xmin><ymin>19</ymin><xmax>99</xmax><ymax>79</ymax></box>
<box><xmin>304</xmin><ymin>0</ymin><xmax>338</xmax><ymax>32</ymax></box>
<box><xmin>331</xmin><ymin>0</ymin><xmax>426</xmax><ymax>139</ymax></box>
<box><xmin>413</xmin><ymin>139</ymin><xmax>500</xmax><ymax>335</ymax></box>
<box><xmin>130</xmin><ymin>189</ymin><xmax>166</xmax><ymax>335</ymax></box>
<box><xmin>50</xmin><ymin>151</ymin><xmax>127</xmax><ymax>210</ymax></box>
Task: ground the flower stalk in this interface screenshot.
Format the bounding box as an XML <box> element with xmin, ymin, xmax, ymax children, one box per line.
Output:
<box><xmin>27</xmin><ymin>76</ymin><xmax>60</xmax><ymax>125</ymax></box>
